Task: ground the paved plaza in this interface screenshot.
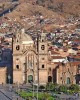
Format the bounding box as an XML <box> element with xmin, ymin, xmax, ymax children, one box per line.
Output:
<box><xmin>0</xmin><ymin>84</ymin><xmax>80</xmax><ymax>100</ymax></box>
<box><xmin>0</xmin><ymin>84</ymin><xmax>25</xmax><ymax>100</ymax></box>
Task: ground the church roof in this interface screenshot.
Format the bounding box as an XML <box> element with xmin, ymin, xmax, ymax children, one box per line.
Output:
<box><xmin>17</xmin><ymin>29</ymin><xmax>34</xmax><ymax>44</ymax></box>
<box><xmin>22</xmin><ymin>33</ymin><xmax>34</xmax><ymax>44</ymax></box>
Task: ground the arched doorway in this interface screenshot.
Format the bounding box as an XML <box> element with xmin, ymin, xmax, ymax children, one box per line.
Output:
<box><xmin>67</xmin><ymin>77</ymin><xmax>71</xmax><ymax>84</ymax></box>
<box><xmin>48</xmin><ymin>76</ymin><xmax>52</xmax><ymax>82</ymax></box>
<box><xmin>75</xmin><ymin>74</ymin><xmax>80</xmax><ymax>84</ymax></box>
<box><xmin>52</xmin><ymin>69</ymin><xmax>57</xmax><ymax>83</ymax></box>
<box><xmin>28</xmin><ymin>75</ymin><xmax>33</xmax><ymax>83</ymax></box>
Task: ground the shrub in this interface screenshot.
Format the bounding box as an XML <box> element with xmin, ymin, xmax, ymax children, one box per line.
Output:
<box><xmin>69</xmin><ymin>84</ymin><xmax>80</xmax><ymax>93</ymax></box>
<box><xmin>59</xmin><ymin>85</ymin><xmax>67</xmax><ymax>92</ymax></box>
<box><xmin>46</xmin><ymin>83</ymin><xmax>58</xmax><ymax>91</ymax></box>
<box><xmin>39</xmin><ymin>85</ymin><xmax>45</xmax><ymax>90</ymax></box>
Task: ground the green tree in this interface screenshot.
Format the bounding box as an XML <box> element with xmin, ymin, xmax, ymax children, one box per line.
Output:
<box><xmin>46</xmin><ymin>83</ymin><xmax>58</xmax><ymax>91</ymax></box>
<box><xmin>69</xmin><ymin>84</ymin><xmax>80</xmax><ymax>92</ymax></box>
<box><xmin>59</xmin><ymin>85</ymin><xmax>67</xmax><ymax>93</ymax></box>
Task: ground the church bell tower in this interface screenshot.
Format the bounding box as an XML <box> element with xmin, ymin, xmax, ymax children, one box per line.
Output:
<box><xmin>38</xmin><ymin>32</ymin><xmax>48</xmax><ymax>84</ymax></box>
<box><xmin>13</xmin><ymin>30</ymin><xmax>23</xmax><ymax>84</ymax></box>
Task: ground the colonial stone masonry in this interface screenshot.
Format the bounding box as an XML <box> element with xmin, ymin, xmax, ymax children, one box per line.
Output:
<box><xmin>13</xmin><ymin>29</ymin><xmax>49</xmax><ymax>84</ymax></box>
<box><xmin>13</xmin><ymin>29</ymin><xmax>80</xmax><ymax>85</ymax></box>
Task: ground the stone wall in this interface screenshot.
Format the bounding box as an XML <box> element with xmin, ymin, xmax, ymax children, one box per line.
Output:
<box><xmin>0</xmin><ymin>67</ymin><xmax>7</xmax><ymax>84</ymax></box>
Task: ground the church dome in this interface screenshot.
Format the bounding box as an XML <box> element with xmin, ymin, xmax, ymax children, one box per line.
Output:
<box><xmin>20</xmin><ymin>29</ymin><xmax>34</xmax><ymax>45</ymax></box>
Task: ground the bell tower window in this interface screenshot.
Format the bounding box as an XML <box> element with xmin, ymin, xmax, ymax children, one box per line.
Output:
<box><xmin>16</xmin><ymin>45</ymin><xmax>20</xmax><ymax>50</ymax></box>
<box><xmin>16</xmin><ymin>65</ymin><xmax>19</xmax><ymax>69</ymax></box>
<box><xmin>42</xmin><ymin>39</ymin><xmax>44</xmax><ymax>42</ymax></box>
<box><xmin>42</xmin><ymin>64</ymin><xmax>44</xmax><ymax>68</ymax></box>
<box><xmin>41</xmin><ymin>45</ymin><xmax>45</xmax><ymax>50</ymax></box>
<box><xmin>42</xmin><ymin>58</ymin><xmax>44</xmax><ymax>60</ymax></box>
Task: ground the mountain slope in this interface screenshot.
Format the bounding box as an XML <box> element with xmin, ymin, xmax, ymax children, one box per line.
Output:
<box><xmin>37</xmin><ymin>0</ymin><xmax>80</xmax><ymax>18</ymax></box>
<box><xmin>6</xmin><ymin>1</ymin><xmax>65</xmax><ymax>31</ymax></box>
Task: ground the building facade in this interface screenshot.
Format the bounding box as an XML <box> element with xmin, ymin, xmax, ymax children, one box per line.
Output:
<box><xmin>13</xmin><ymin>29</ymin><xmax>49</xmax><ymax>84</ymax></box>
<box><xmin>13</xmin><ymin>29</ymin><xmax>80</xmax><ymax>85</ymax></box>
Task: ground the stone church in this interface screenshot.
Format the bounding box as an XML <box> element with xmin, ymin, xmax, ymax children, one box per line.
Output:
<box><xmin>13</xmin><ymin>29</ymin><xmax>50</xmax><ymax>84</ymax></box>
<box><xmin>13</xmin><ymin>29</ymin><xmax>80</xmax><ymax>85</ymax></box>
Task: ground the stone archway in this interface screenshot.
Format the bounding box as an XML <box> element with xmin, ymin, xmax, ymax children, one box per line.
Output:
<box><xmin>48</xmin><ymin>76</ymin><xmax>52</xmax><ymax>82</ymax></box>
<box><xmin>28</xmin><ymin>75</ymin><xmax>33</xmax><ymax>83</ymax></box>
<box><xmin>75</xmin><ymin>74</ymin><xmax>80</xmax><ymax>84</ymax></box>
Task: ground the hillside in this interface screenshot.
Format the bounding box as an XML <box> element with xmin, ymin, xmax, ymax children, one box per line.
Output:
<box><xmin>37</xmin><ymin>0</ymin><xmax>80</xmax><ymax>19</ymax></box>
<box><xmin>0</xmin><ymin>0</ymin><xmax>79</xmax><ymax>32</ymax></box>
<box><xmin>5</xmin><ymin>1</ymin><xmax>65</xmax><ymax>32</ymax></box>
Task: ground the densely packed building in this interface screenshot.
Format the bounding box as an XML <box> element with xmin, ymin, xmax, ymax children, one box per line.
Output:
<box><xmin>0</xmin><ymin>28</ymin><xmax>80</xmax><ymax>84</ymax></box>
<box><xmin>0</xmin><ymin>1</ymin><xmax>80</xmax><ymax>84</ymax></box>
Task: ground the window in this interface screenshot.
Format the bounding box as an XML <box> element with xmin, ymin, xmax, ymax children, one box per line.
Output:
<box><xmin>16</xmin><ymin>58</ymin><xmax>19</xmax><ymax>60</ymax></box>
<box><xmin>41</xmin><ymin>45</ymin><xmax>45</xmax><ymax>50</ymax></box>
<box><xmin>42</xmin><ymin>64</ymin><xmax>44</xmax><ymax>68</ymax></box>
<box><xmin>17</xmin><ymin>39</ymin><xmax>18</xmax><ymax>42</ymax></box>
<box><xmin>42</xmin><ymin>39</ymin><xmax>44</xmax><ymax>42</ymax></box>
<box><xmin>42</xmin><ymin>58</ymin><xmax>44</xmax><ymax>60</ymax></box>
<box><xmin>28</xmin><ymin>61</ymin><xmax>32</xmax><ymax>68</ymax></box>
<box><xmin>48</xmin><ymin>76</ymin><xmax>52</xmax><ymax>82</ymax></box>
<box><xmin>16</xmin><ymin>65</ymin><xmax>19</xmax><ymax>69</ymax></box>
<box><xmin>60</xmin><ymin>77</ymin><xmax>62</xmax><ymax>80</ymax></box>
<box><xmin>16</xmin><ymin>45</ymin><xmax>20</xmax><ymax>50</ymax></box>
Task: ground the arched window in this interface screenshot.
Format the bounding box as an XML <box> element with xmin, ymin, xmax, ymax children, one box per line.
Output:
<box><xmin>28</xmin><ymin>75</ymin><xmax>33</xmax><ymax>83</ymax></box>
<box><xmin>67</xmin><ymin>77</ymin><xmax>71</xmax><ymax>84</ymax></box>
<box><xmin>42</xmin><ymin>39</ymin><xmax>44</xmax><ymax>42</ymax></box>
<box><xmin>16</xmin><ymin>65</ymin><xmax>19</xmax><ymax>69</ymax></box>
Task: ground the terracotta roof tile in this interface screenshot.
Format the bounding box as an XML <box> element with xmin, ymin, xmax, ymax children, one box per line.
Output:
<box><xmin>51</xmin><ymin>56</ymin><xmax>64</xmax><ymax>59</ymax></box>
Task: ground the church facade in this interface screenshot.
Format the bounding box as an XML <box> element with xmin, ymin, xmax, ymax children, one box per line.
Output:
<box><xmin>13</xmin><ymin>29</ymin><xmax>80</xmax><ymax>85</ymax></box>
<box><xmin>13</xmin><ymin>29</ymin><xmax>51</xmax><ymax>84</ymax></box>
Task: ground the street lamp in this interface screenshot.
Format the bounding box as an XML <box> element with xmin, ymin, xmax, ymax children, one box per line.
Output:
<box><xmin>8</xmin><ymin>74</ymin><xmax>11</xmax><ymax>84</ymax></box>
<box><xmin>36</xmin><ymin>83</ymin><xmax>38</xmax><ymax>100</ymax></box>
<box><xmin>33</xmin><ymin>83</ymin><xmax>35</xmax><ymax>98</ymax></box>
<box><xmin>32</xmin><ymin>83</ymin><xmax>38</xmax><ymax>100</ymax></box>
<box><xmin>8</xmin><ymin>74</ymin><xmax>11</xmax><ymax>91</ymax></box>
